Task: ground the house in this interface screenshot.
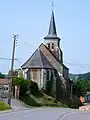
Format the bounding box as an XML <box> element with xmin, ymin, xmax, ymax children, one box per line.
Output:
<box><xmin>20</xmin><ymin>10</ymin><xmax>70</xmax><ymax>99</ymax></box>
<box><xmin>0</xmin><ymin>78</ymin><xmax>9</xmax><ymax>98</ymax></box>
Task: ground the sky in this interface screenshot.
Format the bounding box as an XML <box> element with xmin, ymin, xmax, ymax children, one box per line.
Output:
<box><xmin>0</xmin><ymin>0</ymin><xmax>90</xmax><ymax>74</ymax></box>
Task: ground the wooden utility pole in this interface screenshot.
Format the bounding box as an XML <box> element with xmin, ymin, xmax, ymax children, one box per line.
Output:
<box><xmin>8</xmin><ymin>34</ymin><xmax>18</xmax><ymax>107</ymax></box>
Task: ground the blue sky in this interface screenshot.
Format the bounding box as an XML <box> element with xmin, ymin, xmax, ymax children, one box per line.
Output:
<box><xmin>0</xmin><ymin>0</ymin><xmax>90</xmax><ymax>74</ymax></box>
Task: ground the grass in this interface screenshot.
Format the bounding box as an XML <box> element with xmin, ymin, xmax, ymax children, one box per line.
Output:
<box><xmin>20</xmin><ymin>96</ymin><xmax>41</xmax><ymax>107</ymax></box>
<box><xmin>20</xmin><ymin>92</ymin><xmax>68</xmax><ymax>108</ymax></box>
<box><xmin>31</xmin><ymin>92</ymin><xmax>68</xmax><ymax>107</ymax></box>
<box><xmin>0</xmin><ymin>101</ymin><xmax>10</xmax><ymax>111</ymax></box>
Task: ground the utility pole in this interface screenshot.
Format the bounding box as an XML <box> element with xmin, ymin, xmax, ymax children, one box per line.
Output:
<box><xmin>8</xmin><ymin>34</ymin><xmax>18</xmax><ymax>107</ymax></box>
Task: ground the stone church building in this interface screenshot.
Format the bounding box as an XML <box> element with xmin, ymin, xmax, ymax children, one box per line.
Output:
<box><xmin>20</xmin><ymin>10</ymin><xmax>70</xmax><ymax>98</ymax></box>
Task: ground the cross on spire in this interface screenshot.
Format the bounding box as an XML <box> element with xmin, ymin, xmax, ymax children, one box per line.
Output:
<box><xmin>52</xmin><ymin>0</ymin><xmax>54</xmax><ymax>10</ymax></box>
<box><xmin>44</xmin><ymin>0</ymin><xmax>60</xmax><ymax>40</ymax></box>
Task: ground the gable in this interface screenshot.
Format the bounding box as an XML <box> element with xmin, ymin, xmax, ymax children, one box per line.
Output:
<box><xmin>21</xmin><ymin>45</ymin><xmax>54</xmax><ymax>69</ymax></box>
<box><xmin>39</xmin><ymin>44</ymin><xmax>63</xmax><ymax>74</ymax></box>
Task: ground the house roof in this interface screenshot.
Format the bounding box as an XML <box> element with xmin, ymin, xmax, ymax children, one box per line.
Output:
<box><xmin>0</xmin><ymin>79</ymin><xmax>9</xmax><ymax>85</ymax></box>
<box><xmin>21</xmin><ymin>48</ymin><xmax>54</xmax><ymax>69</ymax></box>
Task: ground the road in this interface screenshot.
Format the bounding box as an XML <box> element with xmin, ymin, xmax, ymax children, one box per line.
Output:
<box><xmin>0</xmin><ymin>107</ymin><xmax>90</xmax><ymax>120</ymax></box>
<box><xmin>3</xmin><ymin>98</ymin><xmax>29</xmax><ymax>110</ymax></box>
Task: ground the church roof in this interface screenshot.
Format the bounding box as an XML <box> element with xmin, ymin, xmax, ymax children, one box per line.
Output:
<box><xmin>21</xmin><ymin>48</ymin><xmax>54</xmax><ymax>69</ymax></box>
<box><xmin>44</xmin><ymin>10</ymin><xmax>60</xmax><ymax>40</ymax></box>
<box><xmin>43</xmin><ymin>44</ymin><xmax>69</xmax><ymax>70</ymax></box>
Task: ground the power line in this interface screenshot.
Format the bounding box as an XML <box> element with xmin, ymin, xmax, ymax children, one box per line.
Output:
<box><xmin>1</xmin><ymin>57</ymin><xmax>90</xmax><ymax>68</ymax></box>
<box><xmin>0</xmin><ymin>57</ymin><xmax>20</xmax><ymax>61</ymax></box>
<box><xmin>1</xmin><ymin>57</ymin><xmax>90</xmax><ymax>69</ymax></box>
<box><xmin>18</xmin><ymin>35</ymin><xmax>36</xmax><ymax>49</ymax></box>
<box><xmin>1</xmin><ymin>35</ymin><xmax>90</xmax><ymax>69</ymax></box>
<box><xmin>15</xmin><ymin>59</ymin><xmax>22</xmax><ymax>63</ymax></box>
<box><xmin>64</xmin><ymin>61</ymin><xmax>90</xmax><ymax>68</ymax></box>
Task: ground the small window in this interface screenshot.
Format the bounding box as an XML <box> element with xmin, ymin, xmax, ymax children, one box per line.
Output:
<box><xmin>48</xmin><ymin>43</ymin><xmax>50</xmax><ymax>49</ymax></box>
<box><xmin>52</xmin><ymin>43</ymin><xmax>54</xmax><ymax>49</ymax></box>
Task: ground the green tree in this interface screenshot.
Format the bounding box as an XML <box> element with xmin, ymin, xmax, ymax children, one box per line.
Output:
<box><xmin>74</xmin><ymin>80</ymin><xmax>90</xmax><ymax>97</ymax></box>
<box><xmin>0</xmin><ymin>72</ymin><xmax>5</xmax><ymax>78</ymax></box>
<box><xmin>12</xmin><ymin>77</ymin><xmax>30</xmax><ymax>97</ymax></box>
<box><xmin>12</xmin><ymin>77</ymin><xmax>29</xmax><ymax>86</ymax></box>
<box><xmin>12</xmin><ymin>77</ymin><xmax>39</xmax><ymax>97</ymax></box>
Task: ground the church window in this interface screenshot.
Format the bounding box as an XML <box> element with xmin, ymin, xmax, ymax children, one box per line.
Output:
<box><xmin>48</xmin><ymin>43</ymin><xmax>50</xmax><ymax>49</ymax></box>
<box><xmin>52</xmin><ymin>43</ymin><xmax>54</xmax><ymax>49</ymax></box>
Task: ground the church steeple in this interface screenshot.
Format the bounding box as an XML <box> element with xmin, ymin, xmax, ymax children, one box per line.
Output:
<box><xmin>44</xmin><ymin>7</ymin><xmax>62</xmax><ymax>62</ymax></box>
<box><xmin>44</xmin><ymin>10</ymin><xmax>60</xmax><ymax>40</ymax></box>
<box><xmin>48</xmin><ymin>10</ymin><xmax>57</xmax><ymax>37</ymax></box>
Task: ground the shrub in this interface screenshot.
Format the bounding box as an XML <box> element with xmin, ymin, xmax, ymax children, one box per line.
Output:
<box><xmin>68</xmin><ymin>95</ymin><xmax>82</xmax><ymax>108</ymax></box>
<box><xmin>29</xmin><ymin>81</ymin><xmax>39</xmax><ymax>95</ymax></box>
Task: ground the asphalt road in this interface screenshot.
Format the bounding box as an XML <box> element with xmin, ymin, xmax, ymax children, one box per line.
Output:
<box><xmin>3</xmin><ymin>98</ymin><xmax>28</xmax><ymax>110</ymax></box>
<box><xmin>0</xmin><ymin>108</ymin><xmax>89</xmax><ymax>120</ymax></box>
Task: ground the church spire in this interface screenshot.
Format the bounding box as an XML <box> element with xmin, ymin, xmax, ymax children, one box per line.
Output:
<box><xmin>48</xmin><ymin>10</ymin><xmax>57</xmax><ymax>37</ymax></box>
<box><xmin>44</xmin><ymin>5</ymin><xmax>60</xmax><ymax>40</ymax></box>
<box><xmin>44</xmin><ymin>10</ymin><xmax>57</xmax><ymax>39</ymax></box>
<box><xmin>44</xmin><ymin>1</ymin><xmax>61</xmax><ymax>41</ymax></box>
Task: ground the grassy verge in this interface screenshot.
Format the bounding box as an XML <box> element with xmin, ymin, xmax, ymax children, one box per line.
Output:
<box><xmin>20</xmin><ymin>92</ymin><xmax>68</xmax><ymax>108</ymax></box>
<box><xmin>0</xmin><ymin>101</ymin><xmax>10</xmax><ymax>111</ymax></box>
<box><xmin>20</xmin><ymin>96</ymin><xmax>41</xmax><ymax>107</ymax></box>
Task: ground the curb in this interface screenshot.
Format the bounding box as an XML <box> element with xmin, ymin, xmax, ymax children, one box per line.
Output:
<box><xmin>0</xmin><ymin>109</ymin><xmax>13</xmax><ymax>114</ymax></box>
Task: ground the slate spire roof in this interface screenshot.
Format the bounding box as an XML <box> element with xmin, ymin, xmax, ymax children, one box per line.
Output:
<box><xmin>21</xmin><ymin>47</ymin><xmax>54</xmax><ymax>69</ymax></box>
<box><xmin>44</xmin><ymin>10</ymin><xmax>60</xmax><ymax>39</ymax></box>
<box><xmin>48</xmin><ymin>10</ymin><xmax>57</xmax><ymax>37</ymax></box>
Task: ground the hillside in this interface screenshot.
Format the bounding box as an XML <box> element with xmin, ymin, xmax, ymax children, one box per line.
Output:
<box><xmin>69</xmin><ymin>72</ymin><xmax>90</xmax><ymax>81</ymax></box>
<box><xmin>20</xmin><ymin>92</ymin><xmax>68</xmax><ymax>108</ymax></box>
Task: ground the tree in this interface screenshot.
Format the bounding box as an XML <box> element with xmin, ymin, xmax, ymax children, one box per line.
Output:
<box><xmin>0</xmin><ymin>72</ymin><xmax>5</xmax><ymax>78</ymax></box>
<box><xmin>12</xmin><ymin>77</ymin><xmax>29</xmax><ymax>86</ymax></box>
<box><xmin>12</xmin><ymin>77</ymin><xmax>39</xmax><ymax>97</ymax></box>
<box><xmin>74</xmin><ymin>80</ymin><xmax>90</xmax><ymax>97</ymax></box>
<box><xmin>12</xmin><ymin>77</ymin><xmax>30</xmax><ymax>97</ymax></box>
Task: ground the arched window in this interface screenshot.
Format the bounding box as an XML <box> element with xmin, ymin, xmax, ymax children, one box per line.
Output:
<box><xmin>52</xmin><ymin>43</ymin><xmax>54</xmax><ymax>49</ymax></box>
<box><xmin>48</xmin><ymin>43</ymin><xmax>50</xmax><ymax>49</ymax></box>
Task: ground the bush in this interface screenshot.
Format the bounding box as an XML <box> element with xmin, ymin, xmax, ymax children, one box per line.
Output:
<box><xmin>29</xmin><ymin>81</ymin><xmax>39</xmax><ymax>95</ymax></box>
<box><xmin>68</xmin><ymin>95</ymin><xmax>82</xmax><ymax>108</ymax></box>
<box><xmin>19</xmin><ymin>84</ymin><xmax>28</xmax><ymax>97</ymax></box>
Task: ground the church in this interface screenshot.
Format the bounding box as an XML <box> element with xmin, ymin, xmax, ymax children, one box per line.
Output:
<box><xmin>20</xmin><ymin>10</ymin><xmax>70</xmax><ymax>98</ymax></box>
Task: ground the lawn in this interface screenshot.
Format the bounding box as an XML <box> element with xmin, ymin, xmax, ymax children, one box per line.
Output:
<box><xmin>0</xmin><ymin>101</ymin><xmax>10</xmax><ymax>111</ymax></box>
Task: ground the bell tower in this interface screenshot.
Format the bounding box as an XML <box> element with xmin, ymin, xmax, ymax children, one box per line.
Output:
<box><xmin>44</xmin><ymin>10</ymin><xmax>63</xmax><ymax>62</ymax></box>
